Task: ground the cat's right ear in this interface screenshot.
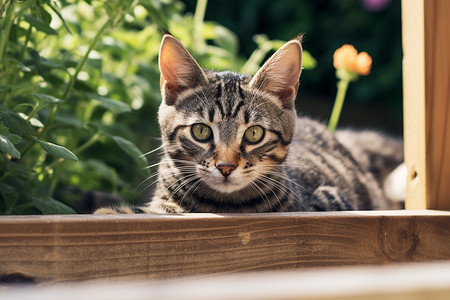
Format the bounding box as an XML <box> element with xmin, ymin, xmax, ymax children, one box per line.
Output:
<box><xmin>249</xmin><ymin>36</ymin><xmax>303</xmax><ymax>110</ymax></box>
<box><xmin>159</xmin><ymin>34</ymin><xmax>208</xmax><ymax>105</ymax></box>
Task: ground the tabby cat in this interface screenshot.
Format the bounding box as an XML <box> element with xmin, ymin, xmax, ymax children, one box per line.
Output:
<box><xmin>95</xmin><ymin>34</ymin><xmax>403</xmax><ymax>214</ymax></box>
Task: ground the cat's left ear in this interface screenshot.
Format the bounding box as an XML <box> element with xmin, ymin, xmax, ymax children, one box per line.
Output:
<box><xmin>249</xmin><ymin>36</ymin><xmax>303</xmax><ymax>109</ymax></box>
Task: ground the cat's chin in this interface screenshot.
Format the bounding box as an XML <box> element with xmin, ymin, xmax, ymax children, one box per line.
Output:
<box><xmin>203</xmin><ymin>177</ymin><xmax>249</xmax><ymax>194</ymax></box>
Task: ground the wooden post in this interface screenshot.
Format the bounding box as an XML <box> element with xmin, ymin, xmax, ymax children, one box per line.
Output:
<box><xmin>402</xmin><ymin>1</ymin><xmax>450</xmax><ymax>210</ymax></box>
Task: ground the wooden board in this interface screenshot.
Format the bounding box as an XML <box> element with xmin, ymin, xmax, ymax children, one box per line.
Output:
<box><xmin>402</xmin><ymin>0</ymin><xmax>428</xmax><ymax>209</ymax></box>
<box><xmin>402</xmin><ymin>0</ymin><xmax>450</xmax><ymax>209</ymax></box>
<box><xmin>1</xmin><ymin>211</ymin><xmax>450</xmax><ymax>283</ymax></box>
<box><xmin>2</xmin><ymin>262</ymin><xmax>450</xmax><ymax>300</ymax></box>
<box><xmin>424</xmin><ymin>1</ymin><xmax>450</xmax><ymax>210</ymax></box>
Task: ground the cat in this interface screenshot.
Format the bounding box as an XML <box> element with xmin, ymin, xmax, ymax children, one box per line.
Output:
<box><xmin>94</xmin><ymin>34</ymin><xmax>404</xmax><ymax>214</ymax></box>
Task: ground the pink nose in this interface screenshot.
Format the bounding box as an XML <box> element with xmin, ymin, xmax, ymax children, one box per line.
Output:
<box><xmin>216</xmin><ymin>163</ymin><xmax>237</xmax><ymax>177</ymax></box>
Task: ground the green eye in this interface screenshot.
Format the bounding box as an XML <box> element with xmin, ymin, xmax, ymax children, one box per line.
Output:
<box><xmin>244</xmin><ymin>125</ymin><xmax>265</xmax><ymax>144</ymax></box>
<box><xmin>191</xmin><ymin>123</ymin><xmax>212</xmax><ymax>142</ymax></box>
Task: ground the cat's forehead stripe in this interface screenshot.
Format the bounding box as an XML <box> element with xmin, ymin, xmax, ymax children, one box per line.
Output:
<box><xmin>231</xmin><ymin>100</ymin><xmax>245</xmax><ymax>118</ymax></box>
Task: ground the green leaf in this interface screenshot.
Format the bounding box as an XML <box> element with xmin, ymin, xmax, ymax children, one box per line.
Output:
<box><xmin>31</xmin><ymin>93</ymin><xmax>64</xmax><ymax>104</ymax></box>
<box><xmin>302</xmin><ymin>50</ymin><xmax>317</xmax><ymax>70</ymax></box>
<box><xmin>46</xmin><ymin>2</ymin><xmax>72</xmax><ymax>34</ymax></box>
<box><xmin>32</xmin><ymin>196</ymin><xmax>77</xmax><ymax>214</ymax></box>
<box><xmin>0</xmin><ymin>134</ymin><xmax>21</xmax><ymax>158</ymax></box>
<box><xmin>54</xmin><ymin>114</ymin><xmax>84</xmax><ymax>129</ymax></box>
<box><xmin>0</xmin><ymin>111</ymin><xmax>34</xmax><ymax>137</ymax></box>
<box><xmin>23</xmin><ymin>14</ymin><xmax>58</xmax><ymax>35</ymax></box>
<box><xmin>111</xmin><ymin>135</ymin><xmax>148</xmax><ymax>169</ymax></box>
<box><xmin>0</xmin><ymin>120</ymin><xmax>22</xmax><ymax>145</ymax></box>
<box><xmin>4</xmin><ymin>57</ymin><xmax>32</xmax><ymax>72</ymax></box>
<box><xmin>18</xmin><ymin>112</ymin><xmax>44</xmax><ymax>128</ymax></box>
<box><xmin>34</xmin><ymin>138</ymin><xmax>78</xmax><ymax>161</ymax></box>
<box><xmin>82</xmin><ymin>159</ymin><xmax>115</xmax><ymax>179</ymax></box>
<box><xmin>29</xmin><ymin>49</ymin><xmax>64</xmax><ymax>70</ymax></box>
<box><xmin>6</xmin><ymin>133</ymin><xmax>22</xmax><ymax>144</ymax></box>
<box><xmin>139</xmin><ymin>0</ymin><xmax>168</xmax><ymax>29</ymax></box>
<box><xmin>0</xmin><ymin>182</ymin><xmax>19</xmax><ymax>212</ymax></box>
<box><xmin>0</xmin><ymin>121</ymin><xmax>7</xmax><ymax>134</ymax></box>
<box><xmin>213</xmin><ymin>25</ymin><xmax>238</xmax><ymax>55</ymax></box>
<box><xmin>89</xmin><ymin>94</ymin><xmax>131</xmax><ymax>114</ymax></box>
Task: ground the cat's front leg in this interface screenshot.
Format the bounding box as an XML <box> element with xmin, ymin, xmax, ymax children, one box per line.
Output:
<box><xmin>309</xmin><ymin>186</ymin><xmax>355</xmax><ymax>211</ymax></box>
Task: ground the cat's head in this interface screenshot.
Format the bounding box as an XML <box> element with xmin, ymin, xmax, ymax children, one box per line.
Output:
<box><xmin>158</xmin><ymin>34</ymin><xmax>302</xmax><ymax>194</ymax></box>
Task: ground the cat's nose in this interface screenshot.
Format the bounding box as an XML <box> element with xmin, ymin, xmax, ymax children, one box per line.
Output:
<box><xmin>216</xmin><ymin>163</ymin><xmax>237</xmax><ymax>177</ymax></box>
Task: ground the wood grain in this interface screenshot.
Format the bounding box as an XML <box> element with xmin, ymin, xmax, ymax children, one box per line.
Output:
<box><xmin>1</xmin><ymin>211</ymin><xmax>449</xmax><ymax>283</ymax></box>
<box><xmin>402</xmin><ymin>0</ymin><xmax>428</xmax><ymax>209</ymax></box>
<box><xmin>402</xmin><ymin>1</ymin><xmax>450</xmax><ymax>209</ymax></box>
<box><xmin>424</xmin><ymin>1</ymin><xmax>450</xmax><ymax>210</ymax></box>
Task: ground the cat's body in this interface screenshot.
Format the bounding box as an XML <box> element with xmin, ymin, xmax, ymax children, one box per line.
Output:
<box><xmin>95</xmin><ymin>34</ymin><xmax>403</xmax><ymax>215</ymax></box>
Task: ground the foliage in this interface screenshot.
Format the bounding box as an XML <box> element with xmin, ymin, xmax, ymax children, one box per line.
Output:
<box><xmin>183</xmin><ymin>0</ymin><xmax>403</xmax><ymax>132</ymax></box>
<box><xmin>0</xmin><ymin>0</ymin><xmax>316</xmax><ymax>214</ymax></box>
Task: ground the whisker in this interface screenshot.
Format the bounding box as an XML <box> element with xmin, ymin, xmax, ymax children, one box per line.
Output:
<box><xmin>144</xmin><ymin>158</ymin><xmax>197</xmax><ymax>170</ymax></box>
<box><xmin>261</xmin><ymin>163</ymin><xmax>326</xmax><ymax>175</ymax></box>
<box><xmin>262</xmin><ymin>170</ymin><xmax>317</xmax><ymax>211</ymax></box>
<box><xmin>251</xmin><ymin>178</ymin><xmax>278</xmax><ymax>211</ymax></box>
<box><xmin>137</xmin><ymin>168</ymin><xmax>197</xmax><ymax>194</ymax></box>
<box><xmin>136</xmin><ymin>165</ymin><xmax>198</xmax><ymax>191</ymax></box>
<box><xmin>179</xmin><ymin>177</ymin><xmax>203</xmax><ymax>210</ymax></box>
<box><xmin>140</xmin><ymin>143</ymin><xmax>166</xmax><ymax>157</ymax></box>
<box><xmin>167</xmin><ymin>174</ymin><xmax>200</xmax><ymax>203</ymax></box>
<box><xmin>257</xmin><ymin>175</ymin><xmax>302</xmax><ymax>211</ymax></box>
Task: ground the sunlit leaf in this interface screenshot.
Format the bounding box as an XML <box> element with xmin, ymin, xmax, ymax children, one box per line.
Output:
<box><xmin>139</xmin><ymin>0</ymin><xmax>168</xmax><ymax>29</ymax></box>
<box><xmin>303</xmin><ymin>50</ymin><xmax>317</xmax><ymax>70</ymax></box>
<box><xmin>29</xmin><ymin>49</ymin><xmax>63</xmax><ymax>70</ymax></box>
<box><xmin>213</xmin><ymin>25</ymin><xmax>238</xmax><ymax>55</ymax></box>
<box><xmin>89</xmin><ymin>94</ymin><xmax>131</xmax><ymax>114</ymax></box>
<box><xmin>23</xmin><ymin>14</ymin><xmax>58</xmax><ymax>35</ymax></box>
<box><xmin>4</xmin><ymin>57</ymin><xmax>32</xmax><ymax>72</ymax></box>
<box><xmin>0</xmin><ymin>111</ymin><xmax>34</xmax><ymax>137</ymax></box>
<box><xmin>18</xmin><ymin>112</ymin><xmax>44</xmax><ymax>128</ymax></box>
<box><xmin>47</xmin><ymin>2</ymin><xmax>72</xmax><ymax>34</ymax></box>
<box><xmin>33</xmin><ymin>138</ymin><xmax>78</xmax><ymax>161</ymax></box>
<box><xmin>0</xmin><ymin>134</ymin><xmax>21</xmax><ymax>158</ymax></box>
<box><xmin>31</xmin><ymin>93</ymin><xmax>64</xmax><ymax>104</ymax></box>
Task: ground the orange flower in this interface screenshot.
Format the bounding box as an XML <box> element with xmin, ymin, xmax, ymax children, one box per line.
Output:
<box><xmin>333</xmin><ymin>44</ymin><xmax>372</xmax><ymax>76</ymax></box>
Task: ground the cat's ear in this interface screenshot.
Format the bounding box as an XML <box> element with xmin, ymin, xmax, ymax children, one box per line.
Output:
<box><xmin>249</xmin><ymin>36</ymin><xmax>303</xmax><ymax>109</ymax></box>
<box><xmin>159</xmin><ymin>34</ymin><xmax>208</xmax><ymax>105</ymax></box>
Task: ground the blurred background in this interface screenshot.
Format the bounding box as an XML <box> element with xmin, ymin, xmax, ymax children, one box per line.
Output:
<box><xmin>0</xmin><ymin>0</ymin><xmax>402</xmax><ymax>214</ymax></box>
<box><xmin>183</xmin><ymin>0</ymin><xmax>403</xmax><ymax>133</ymax></box>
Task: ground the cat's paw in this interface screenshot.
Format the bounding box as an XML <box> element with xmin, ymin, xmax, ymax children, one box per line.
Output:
<box><xmin>383</xmin><ymin>162</ymin><xmax>406</xmax><ymax>203</ymax></box>
<box><xmin>93</xmin><ymin>206</ymin><xmax>136</xmax><ymax>214</ymax></box>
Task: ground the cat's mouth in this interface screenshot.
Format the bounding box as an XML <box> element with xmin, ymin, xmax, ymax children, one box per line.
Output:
<box><xmin>202</xmin><ymin>174</ymin><xmax>250</xmax><ymax>193</ymax></box>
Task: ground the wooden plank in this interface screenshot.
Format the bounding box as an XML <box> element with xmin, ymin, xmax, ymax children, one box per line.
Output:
<box><xmin>2</xmin><ymin>262</ymin><xmax>450</xmax><ymax>300</ymax></box>
<box><xmin>1</xmin><ymin>211</ymin><xmax>449</xmax><ymax>283</ymax></box>
<box><xmin>424</xmin><ymin>1</ymin><xmax>450</xmax><ymax>210</ymax></box>
<box><xmin>402</xmin><ymin>1</ymin><xmax>450</xmax><ymax>209</ymax></box>
<box><xmin>402</xmin><ymin>0</ymin><xmax>428</xmax><ymax>209</ymax></box>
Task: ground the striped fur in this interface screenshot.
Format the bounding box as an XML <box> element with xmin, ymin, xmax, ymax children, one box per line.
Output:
<box><xmin>95</xmin><ymin>34</ymin><xmax>403</xmax><ymax>214</ymax></box>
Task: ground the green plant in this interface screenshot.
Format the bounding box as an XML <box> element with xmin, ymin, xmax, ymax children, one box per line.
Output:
<box><xmin>0</xmin><ymin>0</ymin><xmax>315</xmax><ymax>214</ymax></box>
